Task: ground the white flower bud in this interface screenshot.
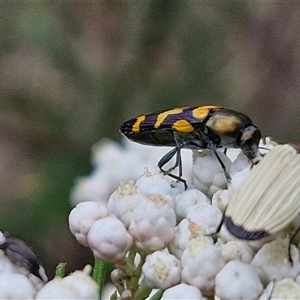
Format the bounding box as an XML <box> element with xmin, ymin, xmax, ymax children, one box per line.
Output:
<box><xmin>174</xmin><ymin>188</ymin><xmax>209</xmax><ymax>220</ymax></box>
<box><xmin>0</xmin><ymin>231</ymin><xmax>6</xmax><ymax>244</ymax></box>
<box><xmin>181</xmin><ymin>235</ymin><xmax>224</xmax><ymax>292</ymax></box>
<box><xmin>69</xmin><ymin>201</ymin><xmax>107</xmax><ymax>246</ymax></box>
<box><xmin>91</xmin><ymin>139</ymin><xmax>123</xmax><ymax>168</ymax></box>
<box><xmin>88</xmin><ymin>216</ymin><xmax>133</xmax><ymax>264</ymax></box>
<box><xmin>259</xmin><ymin>281</ymin><xmax>274</xmax><ymax>300</ymax></box>
<box><xmin>229</xmin><ymin>152</ymin><xmax>251</xmax><ymax>178</ymax></box>
<box><xmin>260</xmin><ymin>278</ymin><xmax>300</xmax><ymax>300</ymax></box>
<box><xmin>70</xmin><ymin>171</ymin><xmax>112</xmax><ymax>206</ymax></box>
<box><xmin>129</xmin><ymin>193</ymin><xmax>176</xmax><ymax>252</ymax></box>
<box><xmin>70</xmin><ymin>138</ymin><xmax>161</xmax><ymax>207</ymax></box>
<box><xmin>110</xmin><ymin>268</ymin><xmax>125</xmax><ymax>293</ymax></box>
<box><xmin>161</xmin><ymin>283</ymin><xmax>205</xmax><ymax>299</ymax></box>
<box><xmin>135</xmin><ymin>168</ymin><xmax>172</xmax><ymax>196</ymax></box>
<box><xmin>211</xmin><ymin>189</ymin><xmax>230</xmax><ymax>214</ymax></box>
<box><xmin>228</xmin><ymin>165</ymin><xmax>251</xmax><ymax>197</ymax></box>
<box><xmin>0</xmin><ymin>249</ymin><xmax>43</xmax><ymax>286</ymax></box>
<box><xmin>220</xmin><ymin>240</ymin><xmax>254</xmax><ymax>264</ymax></box>
<box><xmin>215</xmin><ymin>260</ymin><xmax>263</xmax><ymax>300</ymax></box>
<box><xmin>107</xmin><ymin>181</ymin><xmax>142</xmax><ymax>228</ymax></box>
<box><xmin>251</xmin><ymin>238</ymin><xmax>300</xmax><ymax>285</ymax></box>
<box><xmin>186</xmin><ymin>203</ymin><xmax>222</xmax><ymax>234</ymax></box>
<box><xmin>0</xmin><ymin>272</ymin><xmax>36</xmax><ymax>299</ymax></box>
<box><xmin>36</xmin><ymin>265</ymin><xmax>98</xmax><ymax>299</ymax></box>
<box><xmin>142</xmin><ymin>251</ymin><xmax>181</xmax><ymax>290</ymax></box>
<box><xmin>168</xmin><ymin>219</ymin><xmax>205</xmax><ymax>259</ymax></box>
<box><xmin>224</xmin><ymin>148</ymin><xmax>241</xmax><ymax>162</ymax></box>
<box><xmin>170</xmin><ymin>180</ymin><xmax>186</xmax><ymax>197</ymax></box>
<box><xmin>192</xmin><ymin>149</ymin><xmax>231</xmax><ymax>198</ymax></box>
<box><xmin>120</xmin><ymin>289</ymin><xmax>132</xmax><ymax>300</ymax></box>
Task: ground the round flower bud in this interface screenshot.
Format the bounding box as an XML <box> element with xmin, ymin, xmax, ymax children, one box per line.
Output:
<box><xmin>192</xmin><ymin>149</ymin><xmax>231</xmax><ymax>198</ymax></box>
<box><xmin>228</xmin><ymin>165</ymin><xmax>251</xmax><ymax>198</ymax></box>
<box><xmin>91</xmin><ymin>139</ymin><xmax>123</xmax><ymax>168</ymax></box>
<box><xmin>36</xmin><ymin>265</ymin><xmax>98</xmax><ymax>299</ymax></box>
<box><xmin>215</xmin><ymin>260</ymin><xmax>263</xmax><ymax>300</ymax></box>
<box><xmin>107</xmin><ymin>181</ymin><xmax>142</xmax><ymax>228</ymax></box>
<box><xmin>88</xmin><ymin>216</ymin><xmax>133</xmax><ymax>264</ymax></box>
<box><xmin>228</xmin><ymin>152</ymin><xmax>251</xmax><ymax>178</ymax></box>
<box><xmin>260</xmin><ymin>278</ymin><xmax>300</xmax><ymax>299</ymax></box>
<box><xmin>0</xmin><ymin>231</ymin><xmax>6</xmax><ymax>244</ymax></box>
<box><xmin>211</xmin><ymin>189</ymin><xmax>230</xmax><ymax>214</ymax></box>
<box><xmin>135</xmin><ymin>168</ymin><xmax>172</xmax><ymax>196</ymax></box>
<box><xmin>129</xmin><ymin>193</ymin><xmax>176</xmax><ymax>253</ymax></box>
<box><xmin>142</xmin><ymin>251</ymin><xmax>181</xmax><ymax>290</ymax></box>
<box><xmin>0</xmin><ymin>272</ymin><xmax>36</xmax><ymax>299</ymax></box>
<box><xmin>70</xmin><ymin>171</ymin><xmax>113</xmax><ymax>206</ymax></box>
<box><xmin>69</xmin><ymin>201</ymin><xmax>107</xmax><ymax>247</ymax></box>
<box><xmin>174</xmin><ymin>188</ymin><xmax>209</xmax><ymax>220</ymax></box>
<box><xmin>168</xmin><ymin>219</ymin><xmax>205</xmax><ymax>259</ymax></box>
<box><xmin>181</xmin><ymin>235</ymin><xmax>224</xmax><ymax>292</ymax></box>
<box><xmin>186</xmin><ymin>202</ymin><xmax>222</xmax><ymax>234</ymax></box>
<box><xmin>251</xmin><ymin>238</ymin><xmax>300</xmax><ymax>285</ymax></box>
<box><xmin>220</xmin><ymin>240</ymin><xmax>254</xmax><ymax>264</ymax></box>
<box><xmin>161</xmin><ymin>283</ymin><xmax>205</xmax><ymax>299</ymax></box>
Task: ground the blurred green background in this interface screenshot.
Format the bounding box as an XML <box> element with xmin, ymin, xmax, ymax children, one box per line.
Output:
<box><xmin>0</xmin><ymin>1</ymin><xmax>300</xmax><ymax>277</ymax></box>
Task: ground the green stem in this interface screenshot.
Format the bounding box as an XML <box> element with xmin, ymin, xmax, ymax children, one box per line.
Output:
<box><xmin>134</xmin><ymin>285</ymin><xmax>152</xmax><ymax>300</ymax></box>
<box><xmin>127</xmin><ymin>246</ymin><xmax>138</xmax><ymax>268</ymax></box>
<box><xmin>149</xmin><ymin>290</ymin><xmax>163</xmax><ymax>300</ymax></box>
<box><xmin>129</xmin><ymin>252</ymin><xmax>146</xmax><ymax>292</ymax></box>
<box><xmin>92</xmin><ymin>259</ymin><xmax>107</xmax><ymax>300</ymax></box>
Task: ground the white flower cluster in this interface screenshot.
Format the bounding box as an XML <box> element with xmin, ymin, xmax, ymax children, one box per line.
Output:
<box><xmin>0</xmin><ymin>232</ymin><xmax>98</xmax><ymax>299</ymax></box>
<box><xmin>69</xmin><ymin>137</ymin><xmax>300</xmax><ymax>299</ymax></box>
<box><xmin>70</xmin><ymin>138</ymin><xmax>192</xmax><ymax>206</ymax></box>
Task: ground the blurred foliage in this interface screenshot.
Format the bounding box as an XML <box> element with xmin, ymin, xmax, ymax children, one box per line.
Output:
<box><xmin>0</xmin><ymin>1</ymin><xmax>300</xmax><ymax>277</ymax></box>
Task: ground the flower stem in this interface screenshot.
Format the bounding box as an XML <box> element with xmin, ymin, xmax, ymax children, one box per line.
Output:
<box><xmin>149</xmin><ymin>290</ymin><xmax>163</xmax><ymax>300</ymax></box>
<box><xmin>93</xmin><ymin>259</ymin><xmax>107</xmax><ymax>300</ymax></box>
<box><xmin>134</xmin><ymin>285</ymin><xmax>152</xmax><ymax>300</ymax></box>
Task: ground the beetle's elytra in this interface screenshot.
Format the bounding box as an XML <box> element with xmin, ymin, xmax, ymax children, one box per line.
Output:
<box><xmin>120</xmin><ymin>105</ymin><xmax>261</xmax><ymax>188</ymax></box>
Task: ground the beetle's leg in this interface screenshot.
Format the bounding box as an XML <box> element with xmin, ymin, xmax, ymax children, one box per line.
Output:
<box><xmin>157</xmin><ymin>145</ymin><xmax>187</xmax><ymax>189</ymax></box>
<box><xmin>208</xmin><ymin>141</ymin><xmax>231</xmax><ymax>183</ymax></box>
<box><xmin>158</xmin><ymin>147</ymin><xmax>178</xmax><ymax>173</ymax></box>
<box><xmin>163</xmin><ymin>171</ymin><xmax>187</xmax><ymax>190</ymax></box>
<box><xmin>177</xmin><ymin>146</ymin><xmax>183</xmax><ymax>177</ymax></box>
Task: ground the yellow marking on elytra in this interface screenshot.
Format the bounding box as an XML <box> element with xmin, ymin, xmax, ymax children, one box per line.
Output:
<box><xmin>154</xmin><ymin>108</ymin><xmax>184</xmax><ymax>129</ymax></box>
<box><xmin>172</xmin><ymin>120</ymin><xmax>194</xmax><ymax>132</ymax></box>
<box><xmin>192</xmin><ymin>105</ymin><xmax>220</xmax><ymax>119</ymax></box>
<box><xmin>132</xmin><ymin>115</ymin><xmax>146</xmax><ymax>132</ymax></box>
<box><xmin>206</xmin><ymin>115</ymin><xmax>241</xmax><ymax>134</ymax></box>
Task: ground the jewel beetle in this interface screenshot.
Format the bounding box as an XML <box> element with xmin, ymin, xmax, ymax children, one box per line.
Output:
<box><xmin>120</xmin><ymin>105</ymin><xmax>261</xmax><ymax>188</ymax></box>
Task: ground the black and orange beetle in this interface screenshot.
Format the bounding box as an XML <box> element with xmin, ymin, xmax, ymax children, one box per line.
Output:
<box><xmin>120</xmin><ymin>105</ymin><xmax>261</xmax><ymax>188</ymax></box>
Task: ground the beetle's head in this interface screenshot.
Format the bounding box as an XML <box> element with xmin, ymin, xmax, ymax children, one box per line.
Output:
<box><xmin>237</xmin><ymin>125</ymin><xmax>261</xmax><ymax>160</ymax></box>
